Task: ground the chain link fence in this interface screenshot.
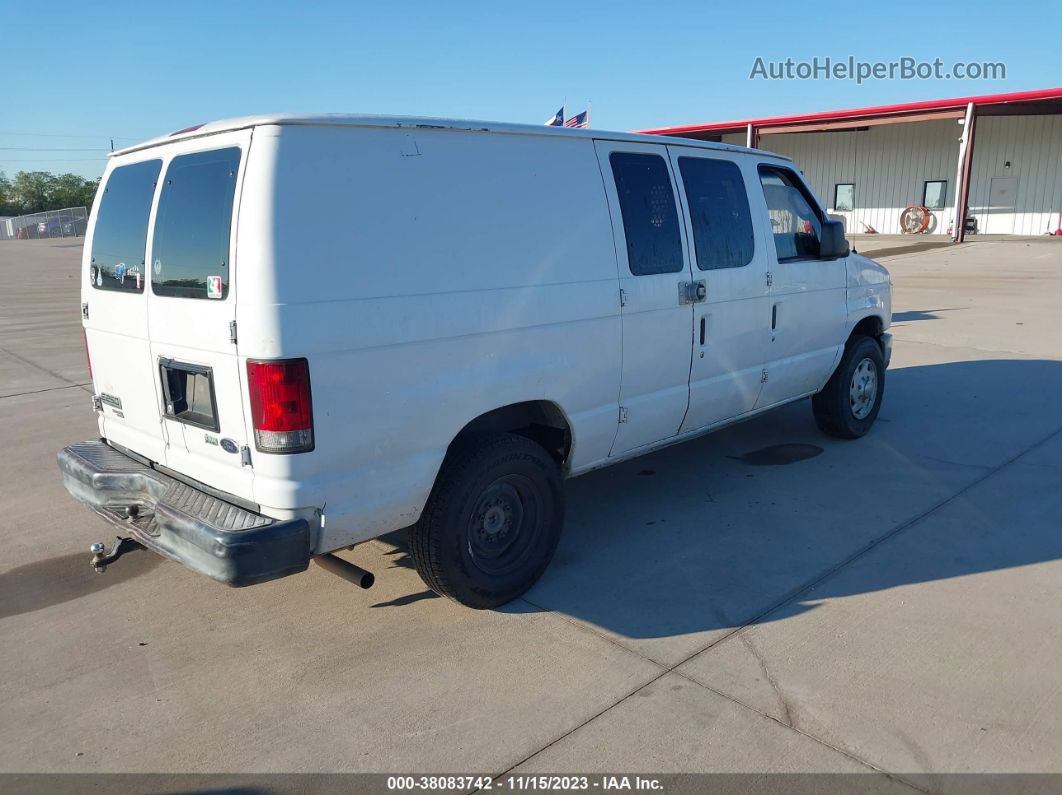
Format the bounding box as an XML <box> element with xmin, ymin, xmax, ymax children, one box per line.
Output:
<box><xmin>0</xmin><ymin>206</ymin><xmax>88</xmax><ymax>241</ymax></box>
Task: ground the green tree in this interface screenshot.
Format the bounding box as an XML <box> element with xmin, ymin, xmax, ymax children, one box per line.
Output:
<box><xmin>49</xmin><ymin>173</ymin><xmax>100</xmax><ymax>210</ymax></box>
<box><xmin>1</xmin><ymin>170</ymin><xmax>100</xmax><ymax>214</ymax></box>
<box><xmin>11</xmin><ymin>171</ymin><xmax>55</xmax><ymax>214</ymax></box>
<box><xmin>0</xmin><ymin>171</ymin><xmax>14</xmax><ymax>215</ymax></box>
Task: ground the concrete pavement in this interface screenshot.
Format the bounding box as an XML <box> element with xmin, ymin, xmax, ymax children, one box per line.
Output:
<box><xmin>0</xmin><ymin>237</ymin><xmax>1059</xmax><ymax>783</ymax></box>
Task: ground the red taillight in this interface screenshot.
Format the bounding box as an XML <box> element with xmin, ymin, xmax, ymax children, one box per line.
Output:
<box><xmin>83</xmin><ymin>329</ymin><xmax>93</xmax><ymax>380</ymax></box>
<box><xmin>246</xmin><ymin>358</ymin><xmax>314</xmax><ymax>454</ymax></box>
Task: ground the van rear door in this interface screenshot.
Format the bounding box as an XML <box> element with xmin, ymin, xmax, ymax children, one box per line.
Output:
<box><xmin>84</xmin><ymin>158</ymin><xmax>167</xmax><ymax>464</ymax></box>
<box><xmin>146</xmin><ymin>131</ymin><xmax>253</xmax><ymax>500</ymax></box>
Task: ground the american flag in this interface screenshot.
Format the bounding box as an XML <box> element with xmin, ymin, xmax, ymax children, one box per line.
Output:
<box><xmin>564</xmin><ymin>110</ymin><xmax>588</xmax><ymax>128</ymax></box>
<box><xmin>544</xmin><ymin>107</ymin><xmax>564</xmax><ymax>127</ymax></box>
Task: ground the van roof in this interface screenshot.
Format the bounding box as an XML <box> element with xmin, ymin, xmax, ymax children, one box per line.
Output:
<box><xmin>111</xmin><ymin>113</ymin><xmax>793</xmax><ymax>161</ymax></box>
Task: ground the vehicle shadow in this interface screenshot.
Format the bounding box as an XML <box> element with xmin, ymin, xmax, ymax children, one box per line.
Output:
<box><xmin>507</xmin><ymin>358</ymin><xmax>1062</xmax><ymax>641</ymax></box>
<box><xmin>891</xmin><ymin>308</ymin><xmax>968</xmax><ymax>323</ymax></box>
<box><xmin>855</xmin><ymin>241</ymin><xmax>952</xmax><ymax>258</ymax></box>
<box><xmin>0</xmin><ymin>547</ymin><xmax>162</xmax><ymax>621</ymax></box>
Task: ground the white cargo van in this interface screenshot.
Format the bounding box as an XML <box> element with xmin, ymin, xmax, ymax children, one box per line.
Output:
<box><xmin>58</xmin><ymin>115</ymin><xmax>892</xmax><ymax>608</ymax></box>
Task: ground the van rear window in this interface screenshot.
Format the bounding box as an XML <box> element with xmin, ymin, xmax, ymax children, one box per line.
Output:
<box><xmin>151</xmin><ymin>148</ymin><xmax>241</xmax><ymax>300</ymax></box>
<box><xmin>89</xmin><ymin>160</ymin><xmax>161</xmax><ymax>292</ymax></box>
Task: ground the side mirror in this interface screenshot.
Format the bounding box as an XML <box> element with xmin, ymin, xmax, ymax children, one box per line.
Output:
<box><xmin>820</xmin><ymin>219</ymin><xmax>850</xmax><ymax>259</ymax></box>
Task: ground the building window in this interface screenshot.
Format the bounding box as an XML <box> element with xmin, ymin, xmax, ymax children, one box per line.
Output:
<box><xmin>923</xmin><ymin>180</ymin><xmax>947</xmax><ymax>210</ymax></box>
<box><xmin>834</xmin><ymin>183</ymin><xmax>855</xmax><ymax>212</ymax></box>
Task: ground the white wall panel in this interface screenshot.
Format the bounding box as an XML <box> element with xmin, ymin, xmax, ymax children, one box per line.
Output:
<box><xmin>967</xmin><ymin>115</ymin><xmax>1062</xmax><ymax>236</ymax></box>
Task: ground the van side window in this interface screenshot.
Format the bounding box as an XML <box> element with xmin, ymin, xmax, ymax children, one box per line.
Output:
<box><xmin>758</xmin><ymin>166</ymin><xmax>822</xmax><ymax>261</ymax></box>
<box><xmin>152</xmin><ymin>147</ymin><xmax>241</xmax><ymax>300</ymax></box>
<box><xmin>678</xmin><ymin>157</ymin><xmax>754</xmax><ymax>270</ymax></box>
<box><xmin>89</xmin><ymin>159</ymin><xmax>161</xmax><ymax>293</ymax></box>
<box><xmin>609</xmin><ymin>152</ymin><xmax>684</xmax><ymax>276</ymax></box>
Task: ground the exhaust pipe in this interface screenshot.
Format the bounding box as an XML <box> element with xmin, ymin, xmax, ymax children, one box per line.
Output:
<box><xmin>314</xmin><ymin>553</ymin><xmax>374</xmax><ymax>589</ymax></box>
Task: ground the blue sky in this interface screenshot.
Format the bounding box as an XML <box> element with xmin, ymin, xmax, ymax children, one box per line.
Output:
<box><xmin>2</xmin><ymin>0</ymin><xmax>1056</xmax><ymax>179</ymax></box>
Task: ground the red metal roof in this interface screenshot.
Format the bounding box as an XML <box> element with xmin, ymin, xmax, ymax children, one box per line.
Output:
<box><xmin>637</xmin><ymin>87</ymin><xmax>1062</xmax><ymax>135</ymax></box>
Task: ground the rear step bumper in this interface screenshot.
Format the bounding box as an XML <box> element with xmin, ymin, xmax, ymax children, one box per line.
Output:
<box><xmin>57</xmin><ymin>440</ymin><xmax>311</xmax><ymax>586</ymax></box>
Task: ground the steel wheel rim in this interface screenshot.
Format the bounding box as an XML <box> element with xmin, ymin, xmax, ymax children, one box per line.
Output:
<box><xmin>849</xmin><ymin>357</ymin><xmax>878</xmax><ymax>420</ymax></box>
<box><xmin>466</xmin><ymin>475</ymin><xmax>541</xmax><ymax>577</ymax></box>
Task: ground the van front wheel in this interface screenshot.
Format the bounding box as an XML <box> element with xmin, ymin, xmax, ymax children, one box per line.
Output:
<box><xmin>409</xmin><ymin>432</ymin><xmax>564</xmax><ymax>609</ymax></box>
<box><xmin>812</xmin><ymin>335</ymin><xmax>885</xmax><ymax>439</ymax></box>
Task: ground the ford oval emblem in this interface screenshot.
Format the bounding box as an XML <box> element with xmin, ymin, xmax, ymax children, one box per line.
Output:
<box><xmin>220</xmin><ymin>438</ymin><xmax>239</xmax><ymax>454</ymax></box>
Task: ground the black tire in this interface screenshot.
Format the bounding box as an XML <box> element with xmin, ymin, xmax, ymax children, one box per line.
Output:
<box><xmin>409</xmin><ymin>432</ymin><xmax>564</xmax><ymax>609</ymax></box>
<box><xmin>812</xmin><ymin>335</ymin><xmax>886</xmax><ymax>439</ymax></box>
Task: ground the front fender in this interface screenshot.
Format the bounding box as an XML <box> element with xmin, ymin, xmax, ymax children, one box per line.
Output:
<box><xmin>846</xmin><ymin>252</ymin><xmax>892</xmax><ymax>333</ymax></box>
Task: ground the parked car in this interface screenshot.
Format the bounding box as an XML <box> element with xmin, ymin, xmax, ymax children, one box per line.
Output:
<box><xmin>58</xmin><ymin>114</ymin><xmax>892</xmax><ymax>608</ymax></box>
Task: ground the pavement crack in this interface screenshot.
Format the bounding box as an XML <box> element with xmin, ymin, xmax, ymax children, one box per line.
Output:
<box><xmin>0</xmin><ymin>382</ymin><xmax>92</xmax><ymax>400</ymax></box>
<box><xmin>915</xmin><ymin>452</ymin><xmax>992</xmax><ymax>470</ymax></box>
<box><xmin>0</xmin><ymin>344</ymin><xmax>84</xmax><ymax>389</ymax></box>
<box><xmin>738</xmin><ymin>631</ymin><xmax>795</xmax><ymax>728</ymax></box>
<box><xmin>669</xmin><ymin>670</ymin><xmax>932</xmax><ymax>794</ymax></box>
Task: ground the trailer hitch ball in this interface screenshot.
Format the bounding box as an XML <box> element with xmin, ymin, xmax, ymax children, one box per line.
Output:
<box><xmin>90</xmin><ymin>536</ymin><xmax>145</xmax><ymax>573</ymax></box>
<box><xmin>90</xmin><ymin>542</ymin><xmax>107</xmax><ymax>573</ymax></box>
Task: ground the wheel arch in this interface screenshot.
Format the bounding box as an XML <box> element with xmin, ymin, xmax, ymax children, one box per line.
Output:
<box><xmin>848</xmin><ymin>313</ymin><xmax>886</xmax><ymax>344</ymax></box>
<box><xmin>450</xmin><ymin>400</ymin><xmax>574</xmax><ymax>471</ymax></box>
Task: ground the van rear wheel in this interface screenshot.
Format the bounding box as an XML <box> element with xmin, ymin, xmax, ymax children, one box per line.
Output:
<box><xmin>409</xmin><ymin>432</ymin><xmax>563</xmax><ymax>609</ymax></box>
<box><xmin>812</xmin><ymin>335</ymin><xmax>885</xmax><ymax>439</ymax></box>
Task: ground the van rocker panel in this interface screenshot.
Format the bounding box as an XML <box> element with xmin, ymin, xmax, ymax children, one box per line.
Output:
<box><xmin>57</xmin><ymin>440</ymin><xmax>311</xmax><ymax>586</ymax></box>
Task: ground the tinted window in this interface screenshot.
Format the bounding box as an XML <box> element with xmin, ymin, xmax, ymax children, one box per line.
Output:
<box><xmin>759</xmin><ymin>166</ymin><xmax>822</xmax><ymax>260</ymax></box>
<box><xmin>609</xmin><ymin>152</ymin><xmax>683</xmax><ymax>275</ymax></box>
<box><xmin>678</xmin><ymin>157</ymin><xmax>754</xmax><ymax>271</ymax></box>
<box><xmin>89</xmin><ymin>160</ymin><xmax>161</xmax><ymax>292</ymax></box>
<box><xmin>152</xmin><ymin>148</ymin><xmax>241</xmax><ymax>299</ymax></box>
<box><xmin>923</xmin><ymin>180</ymin><xmax>947</xmax><ymax>210</ymax></box>
<box><xmin>834</xmin><ymin>183</ymin><xmax>855</xmax><ymax>212</ymax></box>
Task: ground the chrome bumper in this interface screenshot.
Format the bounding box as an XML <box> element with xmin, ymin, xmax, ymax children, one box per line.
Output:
<box><xmin>57</xmin><ymin>440</ymin><xmax>311</xmax><ymax>587</ymax></box>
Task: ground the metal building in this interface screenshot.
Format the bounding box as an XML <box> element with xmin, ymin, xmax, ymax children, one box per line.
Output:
<box><xmin>639</xmin><ymin>88</ymin><xmax>1062</xmax><ymax>242</ymax></box>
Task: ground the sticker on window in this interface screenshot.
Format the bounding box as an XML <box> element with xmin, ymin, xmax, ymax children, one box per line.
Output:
<box><xmin>207</xmin><ymin>275</ymin><xmax>223</xmax><ymax>299</ymax></box>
